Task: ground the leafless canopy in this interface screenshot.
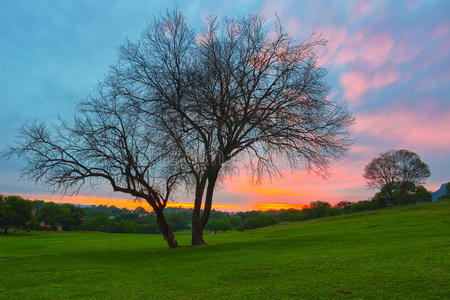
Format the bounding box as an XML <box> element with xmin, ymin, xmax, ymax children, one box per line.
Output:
<box><xmin>3</xmin><ymin>84</ymin><xmax>182</xmax><ymax>247</ymax></box>
<box><xmin>111</xmin><ymin>11</ymin><xmax>354</xmax><ymax>244</ymax></box>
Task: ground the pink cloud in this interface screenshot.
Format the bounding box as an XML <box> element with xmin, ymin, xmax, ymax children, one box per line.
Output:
<box><xmin>355</xmin><ymin>0</ymin><xmax>370</xmax><ymax>13</ymax></box>
<box><xmin>391</xmin><ymin>40</ymin><xmax>421</xmax><ymax>64</ymax></box>
<box><xmin>351</xmin><ymin>0</ymin><xmax>371</xmax><ymax>22</ymax></box>
<box><xmin>334</xmin><ymin>46</ymin><xmax>358</xmax><ymax>65</ymax></box>
<box><xmin>333</xmin><ymin>31</ymin><xmax>364</xmax><ymax>65</ymax></box>
<box><xmin>339</xmin><ymin>71</ymin><xmax>370</xmax><ymax>104</ymax></box>
<box><xmin>432</xmin><ymin>23</ymin><xmax>449</xmax><ymax>38</ymax></box>
<box><xmin>372</xmin><ymin>70</ymin><xmax>400</xmax><ymax>89</ymax></box>
<box><xmin>361</xmin><ymin>34</ymin><xmax>395</xmax><ymax>67</ymax></box>
<box><xmin>354</xmin><ymin>104</ymin><xmax>450</xmax><ymax>151</ymax></box>
<box><xmin>317</xmin><ymin>26</ymin><xmax>347</xmax><ymax>65</ymax></box>
<box><xmin>340</xmin><ymin>68</ymin><xmax>400</xmax><ymax>104</ymax></box>
<box><xmin>286</xmin><ymin>18</ymin><xmax>301</xmax><ymax>36</ymax></box>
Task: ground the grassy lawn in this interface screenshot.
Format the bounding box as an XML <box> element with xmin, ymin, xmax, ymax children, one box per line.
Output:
<box><xmin>1</xmin><ymin>201</ymin><xmax>449</xmax><ymax>299</ymax></box>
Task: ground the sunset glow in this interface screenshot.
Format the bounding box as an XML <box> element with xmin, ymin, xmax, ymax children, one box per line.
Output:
<box><xmin>20</xmin><ymin>194</ymin><xmax>239</xmax><ymax>212</ymax></box>
<box><xmin>252</xmin><ymin>202</ymin><xmax>309</xmax><ymax>211</ymax></box>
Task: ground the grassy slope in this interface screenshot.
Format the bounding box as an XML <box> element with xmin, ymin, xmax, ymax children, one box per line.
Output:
<box><xmin>1</xmin><ymin>201</ymin><xmax>449</xmax><ymax>299</ymax></box>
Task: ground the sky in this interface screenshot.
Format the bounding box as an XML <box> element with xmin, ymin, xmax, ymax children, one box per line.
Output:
<box><xmin>0</xmin><ymin>0</ymin><xmax>449</xmax><ymax>211</ymax></box>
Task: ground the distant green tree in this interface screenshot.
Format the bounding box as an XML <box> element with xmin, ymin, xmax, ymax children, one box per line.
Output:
<box><xmin>276</xmin><ymin>209</ymin><xmax>303</xmax><ymax>222</ymax></box>
<box><xmin>166</xmin><ymin>213</ymin><xmax>190</xmax><ymax>231</ymax></box>
<box><xmin>37</xmin><ymin>202</ymin><xmax>72</xmax><ymax>230</ymax></box>
<box><xmin>0</xmin><ymin>199</ymin><xmax>13</xmax><ymax>234</ymax></box>
<box><xmin>372</xmin><ymin>182</ymin><xmax>431</xmax><ymax>206</ymax></box>
<box><xmin>229</xmin><ymin>216</ymin><xmax>242</xmax><ymax>229</ymax></box>
<box><xmin>335</xmin><ymin>201</ymin><xmax>353</xmax><ymax>212</ymax></box>
<box><xmin>205</xmin><ymin>219</ymin><xmax>232</xmax><ymax>234</ymax></box>
<box><xmin>0</xmin><ymin>196</ymin><xmax>33</xmax><ymax>235</ymax></box>
<box><xmin>350</xmin><ymin>200</ymin><xmax>375</xmax><ymax>212</ymax></box>
<box><xmin>238</xmin><ymin>214</ymin><xmax>277</xmax><ymax>230</ymax></box>
<box><xmin>301</xmin><ymin>201</ymin><xmax>333</xmax><ymax>220</ymax></box>
<box><xmin>59</xmin><ymin>204</ymin><xmax>86</xmax><ymax>230</ymax></box>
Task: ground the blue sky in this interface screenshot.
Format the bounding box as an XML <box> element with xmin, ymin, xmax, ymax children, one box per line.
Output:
<box><xmin>1</xmin><ymin>0</ymin><xmax>449</xmax><ymax>210</ymax></box>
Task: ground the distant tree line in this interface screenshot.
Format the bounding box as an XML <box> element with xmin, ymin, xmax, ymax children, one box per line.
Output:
<box><xmin>2</xmin><ymin>182</ymin><xmax>444</xmax><ymax>235</ymax></box>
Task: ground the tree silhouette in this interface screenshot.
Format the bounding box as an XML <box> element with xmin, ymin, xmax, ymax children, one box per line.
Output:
<box><xmin>113</xmin><ymin>11</ymin><xmax>353</xmax><ymax>244</ymax></box>
<box><xmin>3</xmin><ymin>10</ymin><xmax>354</xmax><ymax>246</ymax></box>
<box><xmin>4</xmin><ymin>90</ymin><xmax>182</xmax><ymax>247</ymax></box>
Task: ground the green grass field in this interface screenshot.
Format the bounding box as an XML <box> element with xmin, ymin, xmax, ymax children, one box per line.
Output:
<box><xmin>1</xmin><ymin>201</ymin><xmax>449</xmax><ymax>299</ymax></box>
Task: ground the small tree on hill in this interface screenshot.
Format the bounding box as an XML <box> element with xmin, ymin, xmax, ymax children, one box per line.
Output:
<box><xmin>363</xmin><ymin>149</ymin><xmax>430</xmax><ymax>205</ymax></box>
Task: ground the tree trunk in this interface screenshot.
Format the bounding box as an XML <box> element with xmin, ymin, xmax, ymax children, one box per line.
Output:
<box><xmin>387</xmin><ymin>187</ymin><xmax>397</xmax><ymax>205</ymax></box>
<box><xmin>192</xmin><ymin>168</ymin><xmax>220</xmax><ymax>246</ymax></box>
<box><xmin>191</xmin><ymin>226</ymin><xmax>205</xmax><ymax>245</ymax></box>
<box><xmin>200</xmin><ymin>168</ymin><xmax>219</xmax><ymax>231</ymax></box>
<box><xmin>155</xmin><ymin>210</ymin><xmax>178</xmax><ymax>248</ymax></box>
<box><xmin>4</xmin><ymin>228</ymin><xmax>7</xmax><ymax>235</ymax></box>
<box><xmin>191</xmin><ymin>175</ymin><xmax>207</xmax><ymax>246</ymax></box>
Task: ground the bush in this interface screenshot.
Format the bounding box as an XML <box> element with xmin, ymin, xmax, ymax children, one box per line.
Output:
<box><xmin>350</xmin><ymin>200</ymin><xmax>375</xmax><ymax>213</ymax></box>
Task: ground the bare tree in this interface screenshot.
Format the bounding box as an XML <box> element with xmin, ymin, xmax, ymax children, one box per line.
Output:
<box><xmin>113</xmin><ymin>11</ymin><xmax>354</xmax><ymax>245</ymax></box>
<box><xmin>363</xmin><ymin>149</ymin><xmax>430</xmax><ymax>205</ymax></box>
<box><xmin>3</xmin><ymin>85</ymin><xmax>182</xmax><ymax>248</ymax></box>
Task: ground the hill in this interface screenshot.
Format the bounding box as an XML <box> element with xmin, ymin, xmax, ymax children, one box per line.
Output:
<box><xmin>1</xmin><ymin>201</ymin><xmax>449</xmax><ymax>299</ymax></box>
<box><xmin>432</xmin><ymin>182</ymin><xmax>449</xmax><ymax>201</ymax></box>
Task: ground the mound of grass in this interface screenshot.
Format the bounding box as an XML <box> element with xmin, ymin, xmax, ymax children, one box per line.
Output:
<box><xmin>1</xmin><ymin>201</ymin><xmax>449</xmax><ymax>299</ymax></box>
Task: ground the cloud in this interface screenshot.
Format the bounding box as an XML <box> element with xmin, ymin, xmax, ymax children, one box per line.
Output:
<box><xmin>391</xmin><ymin>40</ymin><xmax>421</xmax><ymax>64</ymax></box>
<box><xmin>432</xmin><ymin>23</ymin><xmax>449</xmax><ymax>38</ymax></box>
<box><xmin>351</xmin><ymin>0</ymin><xmax>371</xmax><ymax>22</ymax></box>
<box><xmin>354</xmin><ymin>104</ymin><xmax>450</xmax><ymax>151</ymax></box>
<box><xmin>221</xmin><ymin>157</ymin><xmax>373</xmax><ymax>207</ymax></box>
<box><xmin>339</xmin><ymin>71</ymin><xmax>371</xmax><ymax>104</ymax></box>
<box><xmin>286</xmin><ymin>17</ymin><xmax>301</xmax><ymax>36</ymax></box>
<box><xmin>355</xmin><ymin>0</ymin><xmax>370</xmax><ymax>14</ymax></box>
<box><xmin>340</xmin><ymin>68</ymin><xmax>400</xmax><ymax>104</ymax></box>
<box><xmin>371</xmin><ymin>70</ymin><xmax>400</xmax><ymax>89</ymax></box>
<box><xmin>361</xmin><ymin>34</ymin><xmax>395</xmax><ymax>67</ymax></box>
<box><xmin>321</xmin><ymin>31</ymin><xmax>395</xmax><ymax>68</ymax></box>
<box><xmin>317</xmin><ymin>26</ymin><xmax>347</xmax><ymax>65</ymax></box>
<box><xmin>260</xmin><ymin>0</ymin><xmax>286</xmax><ymax>19</ymax></box>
